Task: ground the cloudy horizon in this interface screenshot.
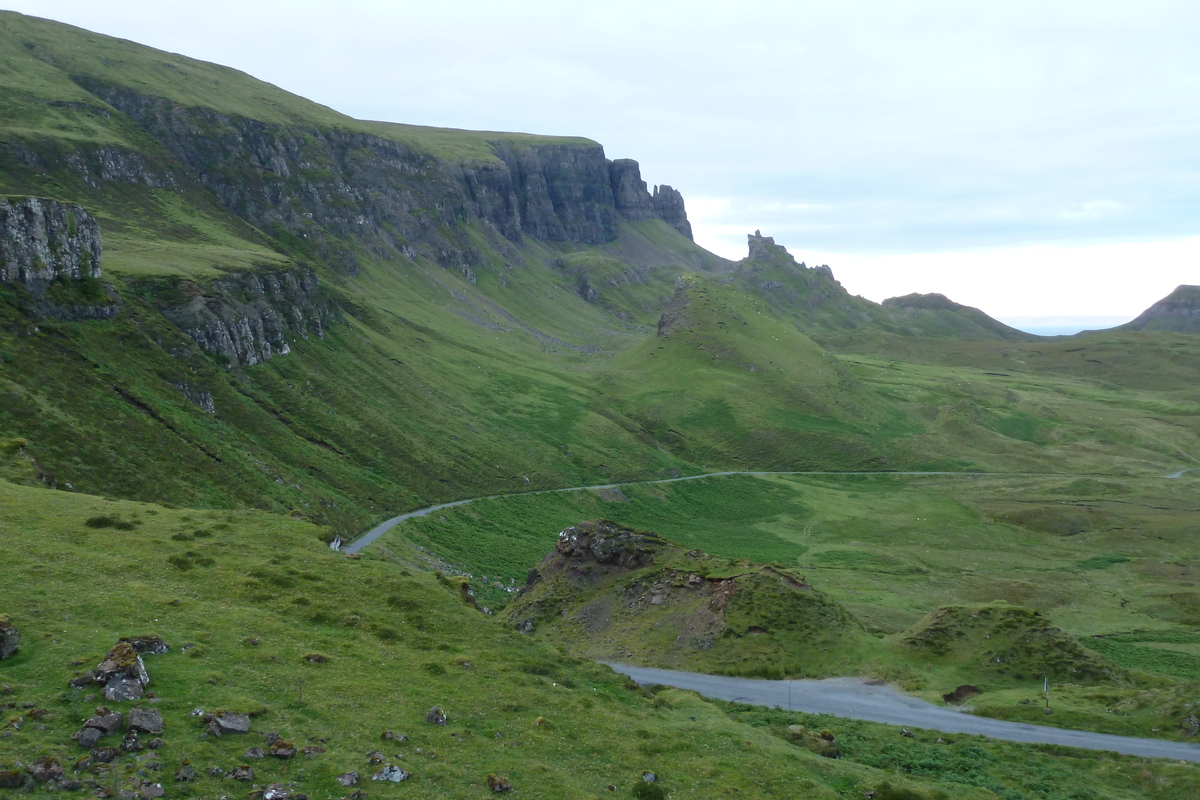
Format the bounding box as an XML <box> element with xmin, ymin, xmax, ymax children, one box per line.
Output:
<box><xmin>4</xmin><ymin>0</ymin><xmax>1197</xmax><ymax>332</ymax></box>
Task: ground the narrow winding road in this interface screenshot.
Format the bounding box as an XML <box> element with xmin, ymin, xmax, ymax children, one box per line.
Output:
<box><xmin>342</xmin><ymin>469</ymin><xmax>1030</xmax><ymax>553</ymax></box>
<box><xmin>344</xmin><ymin>468</ymin><xmax>1200</xmax><ymax>762</ymax></box>
<box><xmin>607</xmin><ymin>663</ymin><xmax>1200</xmax><ymax>763</ymax></box>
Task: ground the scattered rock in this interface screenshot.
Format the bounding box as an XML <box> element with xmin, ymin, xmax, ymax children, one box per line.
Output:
<box><xmin>425</xmin><ymin>707</ymin><xmax>447</xmax><ymax>726</ymax></box>
<box><xmin>91</xmin><ymin>748</ymin><xmax>119</xmax><ymax>764</ymax></box>
<box><xmin>88</xmin><ymin>708</ymin><xmax>124</xmax><ymax>735</ymax></box>
<box><xmin>1180</xmin><ymin>713</ymin><xmax>1199</xmax><ymax>736</ymax></box>
<box><xmin>243</xmin><ymin>638</ymin><xmax>259</xmax><ymax>646</ymax></box>
<box><xmin>0</xmin><ymin>768</ymin><xmax>27</xmax><ymax>788</ymax></box>
<box><xmin>207</xmin><ymin>711</ymin><xmax>251</xmax><ymax>737</ymax></box>
<box><xmin>225</xmin><ymin>765</ymin><xmax>254</xmax><ymax>781</ymax></box>
<box><xmin>263</xmin><ymin>782</ymin><xmax>291</xmax><ymax>800</ymax></box>
<box><xmin>336</xmin><ymin>771</ymin><xmax>359</xmax><ymax>787</ymax></box>
<box><xmin>244</xmin><ymin>747</ymin><xmax>264</xmax><ymax>759</ymax></box>
<box><xmin>365</xmin><ymin>750</ymin><xmax>385</xmax><ymax>765</ymax></box>
<box><xmin>93</xmin><ymin>787</ymin><xmax>114</xmax><ymax>798</ymax></box>
<box><xmin>206</xmin><ymin>765</ymin><xmax>223</xmax><ymax>777</ymax></box>
<box><xmin>487</xmin><ymin>773</ymin><xmax>513</xmax><ymax>792</ymax></box>
<box><xmin>30</xmin><ymin>756</ymin><xmax>64</xmax><ymax>783</ymax></box>
<box><xmin>301</xmin><ymin>746</ymin><xmax>324</xmax><ymax>758</ymax></box>
<box><xmin>261</xmin><ymin>731</ymin><xmax>280</xmax><ymax>745</ymax></box>
<box><xmin>145</xmin><ymin>738</ymin><xmax>163</xmax><ymax>750</ymax></box>
<box><xmin>0</xmin><ymin>615</ymin><xmax>19</xmax><ymax>660</ymax></box>
<box><xmin>517</xmin><ymin>619</ymin><xmax>535</xmax><ymax>634</ymax></box>
<box><xmin>268</xmin><ymin>740</ymin><xmax>296</xmax><ymax>759</ymax></box>
<box><xmin>120</xmin><ymin>636</ymin><xmax>170</xmax><ymax>656</ymax></box>
<box><xmin>137</xmin><ymin>782</ymin><xmax>164</xmax><ymax>799</ymax></box>
<box><xmin>901</xmin><ymin>727</ymin><xmax>914</xmax><ymax>738</ymax></box>
<box><xmin>371</xmin><ymin>765</ymin><xmax>410</xmax><ymax>782</ymax></box>
<box><xmin>122</xmin><ymin>730</ymin><xmax>143</xmax><ymax>752</ymax></box>
<box><xmin>128</xmin><ymin>708</ymin><xmax>163</xmax><ymax>734</ymax></box>
<box><xmin>642</xmin><ymin>770</ymin><xmax>657</xmax><ymax>783</ymax></box>
<box><xmin>77</xmin><ymin>726</ymin><xmax>106</xmax><ymax>749</ymax></box>
<box><xmin>0</xmin><ymin>683</ymin><xmax>11</xmax><ymax>694</ymax></box>
<box><xmin>303</xmin><ymin>653</ymin><xmax>328</xmax><ymax>664</ymax></box>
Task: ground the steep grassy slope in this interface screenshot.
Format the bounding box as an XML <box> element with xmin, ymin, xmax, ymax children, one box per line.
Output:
<box><xmin>600</xmin><ymin>276</ymin><xmax>930</xmax><ymax>471</ymax></box>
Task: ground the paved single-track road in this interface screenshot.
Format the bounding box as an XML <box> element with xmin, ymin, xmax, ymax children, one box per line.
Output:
<box><xmin>606</xmin><ymin>663</ymin><xmax>1200</xmax><ymax>762</ymax></box>
<box><xmin>343</xmin><ymin>469</ymin><xmax>1054</xmax><ymax>553</ymax></box>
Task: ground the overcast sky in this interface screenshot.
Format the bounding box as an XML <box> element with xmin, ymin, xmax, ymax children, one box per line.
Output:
<box><xmin>10</xmin><ymin>1</ymin><xmax>1200</xmax><ymax>331</ymax></box>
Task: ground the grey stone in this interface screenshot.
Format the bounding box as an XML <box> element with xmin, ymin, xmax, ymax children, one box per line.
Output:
<box><xmin>371</xmin><ymin>765</ymin><xmax>410</xmax><ymax>782</ymax></box>
<box><xmin>336</xmin><ymin>772</ymin><xmax>359</xmax><ymax>787</ymax></box>
<box><xmin>173</xmin><ymin>763</ymin><xmax>195</xmax><ymax>782</ymax></box>
<box><xmin>243</xmin><ymin>747</ymin><xmax>264</xmax><ymax>759</ymax></box>
<box><xmin>127</xmin><ymin>708</ymin><xmax>163</xmax><ymax>735</ymax></box>
<box><xmin>425</xmin><ymin>706</ymin><xmax>447</xmax><ymax>725</ymax></box>
<box><xmin>122</xmin><ymin>730</ymin><xmax>143</xmax><ymax>752</ymax></box>
<box><xmin>225</xmin><ymin>765</ymin><xmax>254</xmax><ymax>781</ymax></box>
<box><xmin>86</xmin><ymin>709</ymin><xmax>124</xmax><ymax>735</ymax></box>
<box><xmin>0</xmin><ymin>616</ymin><xmax>18</xmax><ymax>660</ymax></box>
<box><xmin>77</xmin><ymin>726</ymin><xmax>105</xmax><ymax>749</ymax></box>
<box><xmin>211</xmin><ymin>712</ymin><xmax>251</xmax><ymax>736</ymax></box>
<box><xmin>91</xmin><ymin>748</ymin><xmax>120</xmax><ymax>764</ymax></box>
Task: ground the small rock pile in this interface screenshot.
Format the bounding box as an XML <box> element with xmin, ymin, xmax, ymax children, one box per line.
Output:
<box><xmin>70</xmin><ymin>635</ymin><xmax>170</xmax><ymax>701</ymax></box>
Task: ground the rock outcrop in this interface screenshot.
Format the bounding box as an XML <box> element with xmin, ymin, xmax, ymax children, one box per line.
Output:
<box><xmin>161</xmin><ymin>268</ymin><xmax>338</xmax><ymax>367</ymax></box>
<box><xmin>54</xmin><ymin>82</ymin><xmax>693</xmax><ymax>274</ymax></box>
<box><xmin>0</xmin><ymin>197</ymin><xmax>102</xmax><ymax>294</ymax></box>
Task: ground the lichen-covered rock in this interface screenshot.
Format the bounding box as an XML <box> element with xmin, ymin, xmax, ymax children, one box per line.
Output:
<box><xmin>225</xmin><ymin>765</ymin><xmax>254</xmax><ymax>781</ymax></box>
<box><xmin>0</xmin><ymin>768</ymin><xmax>27</xmax><ymax>788</ymax></box>
<box><xmin>85</xmin><ymin>708</ymin><xmax>124</xmax><ymax>735</ymax></box>
<box><xmin>0</xmin><ymin>615</ymin><xmax>19</xmax><ymax>660</ymax></box>
<box><xmin>425</xmin><ymin>706</ymin><xmax>447</xmax><ymax>725</ymax></box>
<box><xmin>173</xmin><ymin>761</ymin><xmax>195</xmax><ymax>782</ymax></box>
<box><xmin>88</xmin><ymin>641</ymin><xmax>150</xmax><ymax>701</ymax></box>
<box><xmin>371</xmin><ymin>765</ymin><xmax>410</xmax><ymax>782</ymax></box>
<box><xmin>0</xmin><ymin>197</ymin><xmax>102</xmax><ymax>295</ymax></box>
<box><xmin>267</xmin><ymin>739</ymin><xmax>296</xmax><ymax>759</ymax></box>
<box><xmin>29</xmin><ymin>756</ymin><xmax>63</xmax><ymax>784</ymax></box>
<box><xmin>487</xmin><ymin>773</ymin><xmax>513</xmax><ymax>792</ymax></box>
<box><xmin>120</xmin><ymin>635</ymin><xmax>170</xmax><ymax>656</ymax></box>
<box><xmin>554</xmin><ymin>519</ymin><xmax>661</xmax><ymax>570</ymax></box>
<box><xmin>336</xmin><ymin>771</ymin><xmax>359</xmax><ymax>787</ymax></box>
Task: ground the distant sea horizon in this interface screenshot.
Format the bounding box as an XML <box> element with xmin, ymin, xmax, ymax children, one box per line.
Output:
<box><xmin>997</xmin><ymin>316</ymin><xmax>1134</xmax><ymax>336</ymax></box>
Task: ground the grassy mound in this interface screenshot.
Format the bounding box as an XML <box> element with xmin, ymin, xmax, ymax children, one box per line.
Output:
<box><xmin>895</xmin><ymin>604</ymin><xmax>1124</xmax><ymax>684</ymax></box>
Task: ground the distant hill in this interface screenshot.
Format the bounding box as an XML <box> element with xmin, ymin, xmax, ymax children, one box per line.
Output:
<box><xmin>1113</xmin><ymin>285</ymin><xmax>1200</xmax><ymax>333</ymax></box>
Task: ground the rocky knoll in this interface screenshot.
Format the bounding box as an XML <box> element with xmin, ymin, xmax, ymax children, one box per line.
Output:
<box><xmin>0</xmin><ymin>197</ymin><xmax>102</xmax><ymax>294</ymax></box>
<box><xmin>1116</xmin><ymin>285</ymin><xmax>1200</xmax><ymax>333</ymax></box>
<box><xmin>506</xmin><ymin>520</ymin><xmax>866</xmax><ymax>677</ymax></box>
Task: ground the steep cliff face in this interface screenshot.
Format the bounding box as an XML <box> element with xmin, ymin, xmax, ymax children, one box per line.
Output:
<box><xmin>652</xmin><ymin>184</ymin><xmax>692</xmax><ymax>239</ymax></box>
<box><xmin>72</xmin><ymin>82</ymin><xmax>692</xmax><ymax>275</ymax></box>
<box><xmin>0</xmin><ymin>196</ymin><xmax>102</xmax><ymax>294</ymax></box>
<box><xmin>161</xmin><ymin>268</ymin><xmax>338</xmax><ymax>367</ymax></box>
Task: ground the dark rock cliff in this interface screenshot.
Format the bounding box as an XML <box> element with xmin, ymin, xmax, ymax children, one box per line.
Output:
<box><xmin>64</xmin><ymin>82</ymin><xmax>694</xmax><ymax>273</ymax></box>
<box><xmin>161</xmin><ymin>268</ymin><xmax>338</xmax><ymax>367</ymax></box>
<box><xmin>0</xmin><ymin>196</ymin><xmax>102</xmax><ymax>294</ymax></box>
